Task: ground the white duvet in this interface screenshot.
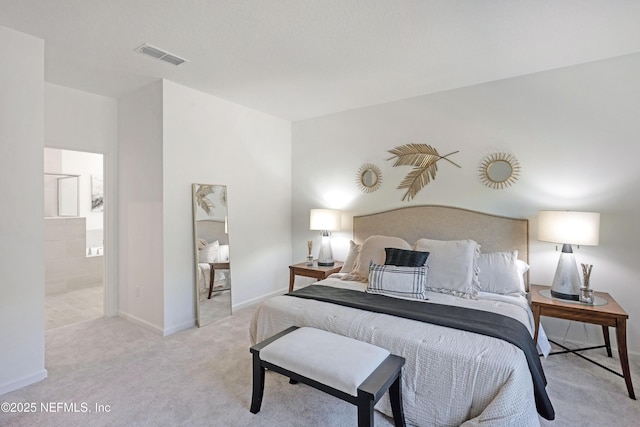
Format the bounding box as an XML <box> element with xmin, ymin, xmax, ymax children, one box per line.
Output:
<box><xmin>249</xmin><ymin>276</ymin><xmax>549</xmax><ymax>427</ymax></box>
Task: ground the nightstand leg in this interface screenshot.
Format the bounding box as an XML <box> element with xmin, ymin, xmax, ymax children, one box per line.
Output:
<box><xmin>602</xmin><ymin>326</ymin><xmax>612</xmax><ymax>357</ymax></box>
<box><xmin>289</xmin><ymin>269</ymin><xmax>295</xmax><ymax>293</ymax></box>
<box><xmin>615</xmin><ymin>319</ymin><xmax>636</xmax><ymax>399</ymax></box>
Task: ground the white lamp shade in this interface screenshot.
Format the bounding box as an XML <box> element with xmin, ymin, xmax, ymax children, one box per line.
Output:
<box><xmin>538</xmin><ymin>211</ymin><xmax>600</xmax><ymax>246</ymax></box>
<box><xmin>310</xmin><ymin>209</ymin><xmax>341</xmax><ymax>231</ymax></box>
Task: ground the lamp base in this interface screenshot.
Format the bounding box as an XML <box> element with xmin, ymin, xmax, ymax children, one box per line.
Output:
<box><xmin>317</xmin><ymin>232</ymin><xmax>334</xmax><ymax>268</ymax></box>
<box><xmin>550</xmin><ymin>245</ymin><xmax>582</xmax><ymax>301</ymax></box>
<box><xmin>317</xmin><ymin>261</ymin><xmax>335</xmax><ymax>267</ymax></box>
<box><xmin>550</xmin><ymin>290</ymin><xmax>580</xmax><ymax>301</ymax></box>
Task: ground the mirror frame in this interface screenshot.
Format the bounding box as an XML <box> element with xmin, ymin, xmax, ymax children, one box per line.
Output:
<box><xmin>356</xmin><ymin>163</ymin><xmax>383</xmax><ymax>193</ymax></box>
<box><xmin>192</xmin><ymin>183</ymin><xmax>231</xmax><ymax>327</ymax></box>
<box><xmin>478</xmin><ymin>153</ymin><xmax>521</xmax><ymax>189</ymax></box>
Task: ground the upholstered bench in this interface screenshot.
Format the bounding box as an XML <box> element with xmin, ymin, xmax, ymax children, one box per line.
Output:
<box><xmin>250</xmin><ymin>326</ymin><xmax>406</xmax><ymax>427</ymax></box>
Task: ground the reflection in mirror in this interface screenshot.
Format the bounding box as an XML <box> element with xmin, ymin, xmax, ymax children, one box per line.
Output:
<box><xmin>58</xmin><ymin>176</ymin><xmax>79</xmax><ymax>216</ymax></box>
<box><xmin>362</xmin><ymin>170</ymin><xmax>378</xmax><ymax>187</ymax></box>
<box><xmin>44</xmin><ymin>173</ymin><xmax>80</xmax><ymax>217</ymax></box>
<box><xmin>487</xmin><ymin>160</ymin><xmax>513</xmax><ymax>182</ymax></box>
<box><xmin>356</xmin><ymin>163</ymin><xmax>383</xmax><ymax>193</ymax></box>
<box><xmin>478</xmin><ymin>153</ymin><xmax>521</xmax><ymax>190</ymax></box>
<box><xmin>192</xmin><ymin>184</ymin><xmax>231</xmax><ymax>327</ymax></box>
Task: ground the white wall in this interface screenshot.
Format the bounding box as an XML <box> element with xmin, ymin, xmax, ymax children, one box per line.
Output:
<box><xmin>162</xmin><ymin>80</ymin><xmax>292</xmax><ymax>333</ymax></box>
<box><xmin>118</xmin><ymin>80</ymin><xmax>292</xmax><ymax>335</ymax></box>
<box><xmin>117</xmin><ymin>81</ymin><xmax>165</xmax><ymax>332</ymax></box>
<box><xmin>0</xmin><ymin>25</ymin><xmax>46</xmax><ymax>394</ymax></box>
<box><xmin>292</xmin><ymin>52</ymin><xmax>640</xmax><ymax>354</ymax></box>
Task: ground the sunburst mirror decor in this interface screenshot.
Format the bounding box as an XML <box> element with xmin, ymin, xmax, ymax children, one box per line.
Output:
<box><xmin>356</xmin><ymin>163</ymin><xmax>382</xmax><ymax>193</ymax></box>
<box><xmin>478</xmin><ymin>152</ymin><xmax>521</xmax><ymax>189</ymax></box>
<box><xmin>387</xmin><ymin>144</ymin><xmax>461</xmax><ymax>201</ymax></box>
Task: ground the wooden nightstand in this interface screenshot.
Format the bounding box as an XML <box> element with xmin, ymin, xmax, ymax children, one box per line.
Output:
<box><xmin>208</xmin><ymin>262</ymin><xmax>230</xmax><ymax>299</ymax></box>
<box><xmin>530</xmin><ymin>284</ymin><xmax>635</xmax><ymax>399</ymax></box>
<box><xmin>288</xmin><ymin>261</ymin><xmax>344</xmax><ymax>292</ymax></box>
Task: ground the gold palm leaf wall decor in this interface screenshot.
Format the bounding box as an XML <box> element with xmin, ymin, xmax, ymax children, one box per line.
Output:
<box><xmin>194</xmin><ymin>184</ymin><xmax>215</xmax><ymax>215</ymax></box>
<box><xmin>387</xmin><ymin>143</ymin><xmax>461</xmax><ymax>201</ymax></box>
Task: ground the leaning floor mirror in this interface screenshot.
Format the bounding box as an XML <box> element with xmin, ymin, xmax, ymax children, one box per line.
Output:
<box><xmin>192</xmin><ymin>183</ymin><xmax>231</xmax><ymax>327</ymax></box>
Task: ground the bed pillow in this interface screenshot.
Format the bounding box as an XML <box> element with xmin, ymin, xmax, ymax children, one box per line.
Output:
<box><xmin>366</xmin><ymin>262</ymin><xmax>427</xmax><ymax>300</ymax></box>
<box><xmin>413</xmin><ymin>238</ymin><xmax>480</xmax><ymax>297</ymax></box>
<box><xmin>384</xmin><ymin>248</ymin><xmax>430</xmax><ymax>267</ymax></box>
<box><xmin>516</xmin><ymin>259</ymin><xmax>530</xmax><ymax>293</ymax></box>
<box><xmin>477</xmin><ymin>250</ymin><xmax>522</xmax><ymax>295</ymax></box>
<box><xmin>197</xmin><ymin>238</ymin><xmax>208</xmax><ymax>250</ymax></box>
<box><xmin>352</xmin><ymin>235</ymin><xmax>412</xmax><ymax>279</ymax></box>
<box><xmin>217</xmin><ymin>244</ymin><xmax>230</xmax><ymax>262</ymax></box>
<box><xmin>340</xmin><ymin>240</ymin><xmax>361</xmax><ymax>273</ymax></box>
<box><xmin>198</xmin><ymin>240</ymin><xmax>219</xmax><ymax>263</ymax></box>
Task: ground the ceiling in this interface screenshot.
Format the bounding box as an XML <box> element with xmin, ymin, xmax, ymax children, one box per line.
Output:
<box><xmin>1</xmin><ymin>0</ymin><xmax>640</xmax><ymax>121</ymax></box>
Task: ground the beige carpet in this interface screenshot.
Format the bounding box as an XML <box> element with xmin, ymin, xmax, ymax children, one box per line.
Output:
<box><xmin>2</xmin><ymin>307</ymin><xmax>639</xmax><ymax>426</ymax></box>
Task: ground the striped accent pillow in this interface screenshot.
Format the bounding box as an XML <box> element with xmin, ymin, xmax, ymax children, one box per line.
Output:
<box><xmin>366</xmin><ymin>262</ymin><xmax>428</xmax><ymax>300</ymax></box>
<box><xmin>384</xmin><ymin>247</ymin><xmax>430</xmax><ymax>267</ymax></box>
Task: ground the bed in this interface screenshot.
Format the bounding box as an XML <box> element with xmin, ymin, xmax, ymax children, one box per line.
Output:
<box><xmin>250</xmin><ymin>206</ymin><xmax>553</xmax><ymax>426</ymax></box>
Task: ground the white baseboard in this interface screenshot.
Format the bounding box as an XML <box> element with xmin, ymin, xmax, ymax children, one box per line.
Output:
<box><xmin>163</xmin><ymin>319</ymin><xmax>196</xmax><ymax>336</ymax></box>
<box><xmin>118</xmin><ymin>311</ymin><xmax>195</xmax><ymax>336</ymax></box>
<box><xmin>232</xmin><ymin>287</ymin><xmax>288</xmax><ymax>312</ymax></box>
<box><xmin>118</xmin><ymin>311</ymin><xmax>164</xmax><ymax>335</ymax></box>
<box><xmin>0</xmin><ymin>369</ymin><xmax>48</xmax><ymax>396</ymax></box>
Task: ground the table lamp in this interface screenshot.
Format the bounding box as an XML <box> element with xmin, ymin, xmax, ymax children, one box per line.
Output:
<box><xmin>309</xmin><ymin>209</ymin><xmax>341</xmax><ymax>266</ymax></box>
<box><xmin>538</xmin><ymin>210</ymin><xmax>600</xmax><ymax>300</ymax></box>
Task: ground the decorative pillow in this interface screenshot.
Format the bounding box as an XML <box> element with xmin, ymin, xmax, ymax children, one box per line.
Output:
<box><xmin>197</xmin><ymin>238</ymin><xmax>208</xmax><ymax>250</ymax></box>
<box><xmin>198</xmin><ymin>240</ymin><xmax>219</xmax><ymax>263</ymax></box>
<box><xmin>217</xmin><ymin>244</ymin><xmax>230</xmax><ymax>262</ymax></box>
<box><xmin>366</xmin><ymin>262</ymin><xmax>427</xmax><ymax>300</ymax></box>
<box><xmin>412</xmin><ymin>238</ymin><xmax>480</xmax><ymax>297</ymax></box>
<box><xmin>340</xmin><ymin>240</ymin><xmax>361</xmax><ymax>273</ymax></box>
<box><xmin>352</xmin><ymin>235</ymin><xmax>412</xmax><ymax>279</ymax></box>
<box><xmin>384</xmin><ymin>248</ymin><xmax>429</xmax><ymax>267</ymax></box>
<box><xmin>477</xmin><ymin>250</ymin><xmax>522</xmax><ymax>295</ymax></box>
<box><xmin>516</xmin><ymin>259</ymin><xmax>530</xmax><ymax>293</ymax></box>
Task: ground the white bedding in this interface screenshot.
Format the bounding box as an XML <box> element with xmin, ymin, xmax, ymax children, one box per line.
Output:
<box><xmin>250</xmin><ymin>276</ymin><xmax>549</xmax><ymax>427</ymax></box>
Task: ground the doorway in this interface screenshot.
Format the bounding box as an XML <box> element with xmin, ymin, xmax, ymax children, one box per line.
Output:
<box><xmin>44</xmin><ymin>148</ymin><xmax>105</xmax><ymax>329</ymax></box>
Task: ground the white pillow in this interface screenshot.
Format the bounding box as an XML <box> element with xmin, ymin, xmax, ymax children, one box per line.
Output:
<box><xmin>197</xmin><ymin>238</ymin><xmax>208</xmax><ymax>250</ymax></box>
<box><xmin>478</xmin><ymin>250</ymin><xmax>522</xmax><ymax>295</ymax></box>
<box><xmin>516</xmin><ymin>259</ymin><xmax>530</xmax><ymax>293</ymax></box>
<box><xmin>352</xmin><ymin>235</ymin><xmax>411</xmax><ymax>279</ymax></box>
<box><xmin>217</xmin><ymin>244</ymin><xmax>230</xmax><ymax>262</ymax></box>
<box><xmin>412</xmin><ymin>238</ymin><xmax>480</xmax><ymax>297</ymax></box>
<box><xmin>198</xmin><ymin>240</ymin><xmax>219</xmax><ymax>263</ymax></box>
<box><xmin>366</xmin><ymin>262</ymin><xmax>427</xmax><ymax>300</ymax></box>
<box><xmin>340</xmin><ymin>240</ymin><xmax>361</xmax><ymax>273</ymax></box>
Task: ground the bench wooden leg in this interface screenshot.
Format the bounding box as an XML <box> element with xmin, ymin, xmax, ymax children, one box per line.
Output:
<box><xmin>389</xmin><ymin>375</ymin><xmax>406</xmax><ymax>427</ymax></box>
<box><xmin>357</xmin><ymin>396</ymin><xmax>375</xmax><ymax>427</ymax></box>
<box><xmin>250</xmin><ymin>352</ymin><xmax>265</xmax><ymax>413</ymax></box>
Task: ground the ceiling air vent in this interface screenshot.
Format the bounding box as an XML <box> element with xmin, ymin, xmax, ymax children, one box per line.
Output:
<box><xmin>135</xmin><ymin>43</ymin><xmax>188</xmax><ymax>66</ymax></box>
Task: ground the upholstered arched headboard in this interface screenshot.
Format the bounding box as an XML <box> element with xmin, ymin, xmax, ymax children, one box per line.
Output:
<box><xmin>196</xmin><ymin>220</ymin><xmax>229</xmax><ymax>245</ymax></box>
<box><xmin>353</xmin><ymin>205</ymin><xmax>529</xmax><ymax>287</ymax></box>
